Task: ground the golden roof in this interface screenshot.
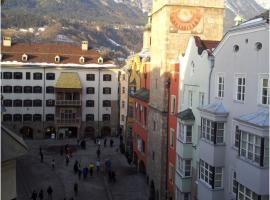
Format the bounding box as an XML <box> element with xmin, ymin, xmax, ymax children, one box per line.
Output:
<box><xmin>55</xmin><ymin>72</ymin><xmax>82</xmax><ymax>89</ymax></box>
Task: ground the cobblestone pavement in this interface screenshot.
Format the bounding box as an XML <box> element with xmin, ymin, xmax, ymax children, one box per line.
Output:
<box><xmin>17</xmin><ymin>137</ymin><xmax>148</xmax><ymax>200</ymax></box>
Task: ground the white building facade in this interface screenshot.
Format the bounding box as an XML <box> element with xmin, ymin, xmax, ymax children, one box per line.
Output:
<box><xmin>1</xmin><ymin>39</ymin><xmax>120</xmax><ymax>139</ymax></box>
<box><xmin>197</xmin><ymin>17</ymin><xmax>269</xmax><ymax>200</ymax></box>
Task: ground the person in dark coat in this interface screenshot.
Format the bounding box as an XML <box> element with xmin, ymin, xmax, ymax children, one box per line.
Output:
<box><xmin>31</xmin><ymin>190</ymin><xmax>38</xmax><ymax>200</ymax></box>
<box><xmin>66</xmin><ymin>155</ymin><xmax>69</xmax><ymax>166</ymax></box>
<box><xmin>74</xmin><ymin>183</ymin><xmax>78</xmax><ymax>196</ymax></box>
<box><xmin>104</xmin><ymin>138</ymin><xmax>107</xmax><ymax>147</ymax></box>
<box><xmin>47</xmin><ymin>186</ymin><xmax>53</xmax><ymax>200</ymax></box>
<box><xmin>40</xmin><ymin>152</ymin><xmax>44</xmax><ymax>163</ymax></box>
<box><xmin>110</xmin><ymin>139</ymin><xmax>114</xmax><ymax>147</ymax></box>
<box><xmin>38</xmin><ymin>189</ymin><xmax>44</xmax><ymax>200</ymax></box>
<box><xmin>96</xmin><ymin>148</ymin><xmax>101</xmax><ymax>158</ymax></box>
<box><xmin>78</xmin><ymin>169</ymin><xmax>82</xmax><ymax>180</ymax></box>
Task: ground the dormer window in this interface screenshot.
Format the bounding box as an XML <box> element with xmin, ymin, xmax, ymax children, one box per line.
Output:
<box><xmin>98</xmin><ymin>56</ymin><xmax>103</xmax><ymax>64</ymax></box>
<box><xmin>22</xmin><ymin>54</ymin><xmax>28</xmax><ymax>61</ymax></box>
<box><xmin>55</xmin><ymin>55</ymin><xmax>60</xmax><ymax>63</ymax></box>
<box><xmin>79</xmin><ymin>56</ymin><xmax>85</xmax><ymax>64</ymax></box>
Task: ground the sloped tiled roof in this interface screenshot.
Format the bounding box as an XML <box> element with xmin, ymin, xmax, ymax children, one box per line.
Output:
<box><xmin>200</xmin><ymin>101</ymin><xmax>229</xmax><ymax>115</ymax></box>
<box><xmin>55</xmin><ymin>72</ymin><xmax>82</xmax><ymax>89</ymax></box>
<box><xmin>235</xmin><ymin>109</ymin><xmax>269</xmax><ymax>127</ymax></box>
<box><xmin>1</xmin><ymin>42</ymin><xmax>113</xmax><ymax>64</ymax></box>
<box><xmin>1</xmin><ymin>126</ymin><xmax>28</xmax><ymax>162</ymax></box>
<box><xmin>177</xmin><ymin>108</ymin><xmax>195</xmax><ymax>121</ymax></box>
<box><xmin>194</xmin><ymin>36</ymin><xmax>220</xmax><ymax>55</ymax></box>
<box><xmin>132</xmin><ymin>88</ymin><xmax>150</xmax><ymax>102</ymax></box>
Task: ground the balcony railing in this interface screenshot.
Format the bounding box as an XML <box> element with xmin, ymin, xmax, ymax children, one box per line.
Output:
<box><xmin>55</xmin><ymin>100</ymin><xmax>81</xmax><ymax>106</ymax></box>
<box><xmin>56</xmin><ymin>118</ymin><xmax>81</xmax><ymax>124</ymax></box>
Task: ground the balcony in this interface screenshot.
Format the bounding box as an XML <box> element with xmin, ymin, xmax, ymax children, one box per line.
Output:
<box><xmin>175</xmin><ymin>171</ymin><xmax>192</xmax><ymax>192</ymax></box>
<box><xmin>55</xmin><ymin>118</ymin><xmax>81</xmax><ymax>125</ymax></box>
<box><xmin>55</xmin><ymin>100</ymin><xmax>81</xmax><ymax>106</ymax></box>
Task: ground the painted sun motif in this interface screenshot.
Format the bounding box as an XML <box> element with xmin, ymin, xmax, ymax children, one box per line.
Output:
<box><xmin>170</xmin><ymin>8</ymin><xmax>202</xmax><ymax>31</ymax></box>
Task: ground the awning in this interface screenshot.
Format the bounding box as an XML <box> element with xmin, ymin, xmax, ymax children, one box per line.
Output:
<box><xmin>55</xmin><ymin>72</ymin><xmax>82</xmax><ymax>89</ymax></box>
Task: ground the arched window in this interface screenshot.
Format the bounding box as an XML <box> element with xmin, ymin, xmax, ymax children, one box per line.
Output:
<box><xmin>33</xmin><ymin>86</ymin><xmax>42</xmax><ymax>93</ymax></box>
<box><xmin>23</xmin><ymin>114</ymin><xmax>32</xmax><ymax>122</ymax></box>
<box><xmin>13</xmin><ymin>114</ymin><xmax>22</xmax><ymax>122</ymax></box>
<box><xmin>102</xmin><ymin>114</ymin><xmax>110</xmax><ymax>121</ymax></box>
<box><xmin>14</xmin><ymin>86</ymin><xmax>23</xmax><ymax>93</ymax></box>
<box><xmin>102</xmin><ymin>100</ymin><xmax>111</xmax><ymax>107</ymax></box>
<box><xmin>23</xmin><ymin>99</ymin><xmax>33</xmax><ymax>107</ymax></box>
<box><xmin>33</xmin><ymin>99</ymin><xmax>42</xmax><ymax>107</ymax></box>
<box><xmin>46</xmin><ymin>86</ymin><xmax>55</xmax><ymax>93</ymax></box>
<box><xmin>13</xmin><ymin>99</ymin><xmax>22</xmax><ymax>107</ymax></box>
<box><xmin>86</xmin><ymin>114</ymin><xmax>95</xmax><ymax>121</ymax></box>
<box><xmin>3</xmin><ymin>114</ymin><xmax>12</xmax><ymax>122</ymax></box>
<box><xmin>24</xmin><ymin>86</ymin><xmax>32</xmax><ymax>93</ymax></box>
<box><xmin>33</xmin><ymin>114</ymin><xmax>42</xmax><ymax>122</ymax></box>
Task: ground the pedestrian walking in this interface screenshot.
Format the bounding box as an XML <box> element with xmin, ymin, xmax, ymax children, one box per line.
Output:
<box><xmin>31</xmin><ymin>190</ymin><xmax>38</xmax><ymax>200</ymax></box>
<box><xmin>51</xmin><ymin>159</ymin><xmax>55</xmax><ymax>170</ymax></box>
<box><xmin>96</xmin><ymin>160</ymin><xmax>100</xmax><ymax>174</ymax></box>
<box><xmin>74</xmin><ymin>183</ymin><xmax>78</xmax><ymax>196</ymax></box>
<box><xmin>110</xmin><ymin>139</ymin><xmax>114</xmax><ymax>147</ymax></box>
<box><xmin>98</xmin><ymin>139</ymin><xmax>101</xmax><ymax>148</ymax></box>
<box><xmin>83</xmin><ymin>167</ymin><xmax>88</xmax><ymax>179</ymax></box>
<box><xmin>78</xmin><ymin>168</ymin><xmax>82</xmax><ymax>180</ymax></box>
<box><xmin>104</xmin><ymin>138</ymin><xmax>107</xmax><ymax>147</ymax></box>
<box><xmin>47</xmin><ymin>186</ymin><xmax>53</xmax><ymax>200</ymax></box>
<box><xmin>40</xmin><ymin>152</ymin><xmax>44</xmax><ymax>163</ymax></box>
<box><xmin>96</xmin><ymin>148</ymin><xmax>101</xmax><ymax>158</ymax></box>
<box><xmin>73</xmin><ymin>160</ymin><xmax>78</xmax><ymax>174</ymax></box>
<box><xmin>66</xmin><ymin>155</ymin><xmax>69</xmax><ymax>166</ymax></box>
<box><xmin>38</xmin><ymin>189</ymin><xmax>43</xmax><ymax>200</ymax></box>
<box><xmin>89</xmin><ymin>163</ymin><xmax>94</xmax><ymax>176</ymax></box>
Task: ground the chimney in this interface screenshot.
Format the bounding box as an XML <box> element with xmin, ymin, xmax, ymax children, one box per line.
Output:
<box><xmin>3</xmin><ymin>37</ymin><xmax>11</xmax><ymax>47</ymax></box>
<box><xmin>81</xmin><ymin>41</ymin><xmax>88</xmax><ymax>51</ymax></box>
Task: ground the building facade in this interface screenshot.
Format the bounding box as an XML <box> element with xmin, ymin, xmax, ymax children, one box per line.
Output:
<box><xmin>147</xmin><ymin>1</ymin><xmax>224</xmax><ymax>199</ymax></box>
<box><xmin>197</xmin><ymin>16</ymin><xmax>269</xmax><ymax>200</ymax></box>
<box><xmin>1</xmin><ymin>39</ymin><xmax>120</xmax><ymax>139</ymax></box>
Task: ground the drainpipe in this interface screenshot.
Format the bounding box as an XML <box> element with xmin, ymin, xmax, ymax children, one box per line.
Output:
<box><xmin>98</xmin><ymin>69</ymin><xmax>100</xmax><ymax>137</ymax></box>
<box><xmin>208</xmin><ymin>55</ymin><xmax>215</xmax><ymax>104</ymax></box>
<box><xmin>43</xmin><ymin>66</ymin><xmax>45</xmax><ymax>138</ymax></box>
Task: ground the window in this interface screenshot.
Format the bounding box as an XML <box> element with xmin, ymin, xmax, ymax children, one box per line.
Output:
<box><xmin>22</xmin><ymin>54</ymin><xmax>28</xmax><ymax>61</ymax></box>
<box><xmin>102</xmin><ymin>114</ymin><xmax>110</xmax><ymax>121</ymax></box>
<box><xmin>14</xmin><ymin>86</ymin><xmax>23</xmax><ymax>93</ymax></box>
<box><xmin>86</xmin><ymin>74</ymin><xmax>95</xmax><ymax>81</ymax></box>
<box><xmin>79</xmin><ymin>56</ymin><xmax>85</xmax><ymax>63</ymax></box>
<box><xmin>171</xmin><ymin>95</ymin><xmax>176</xmax><ymax>114</ymax></box>
<box><xmin>121</xmin><ymin>101</ymin><xmax>125</xmax><ymax>108</ymax></box>
<box><xmin>46</xmin><ymin>114</ymin><xmax>54</xmax><ymax>121</ymax></box>
<box><xmin>46</xmin><ymin>73</ymin><xmax>55</xmax><ymax>80</ymax></box>
<box><xmin>46</xmin><ymin>86</ymin><xmax>54</xmax><ymax>94</ymax></box>
<box><xmin>240</xmin><ymin>131</ymin><xmax>261</xmax><ymax>165</ymax></box>
<box><xmin>260</xmin><ymin>78</ymin><xmax>269</xmax><ymax>105</ymax></box>
<box><xmin>33</xmin><ymin>86</ymin><xmax>42</xmax><ymax>93</ymax></box>
<box><xmin>33</xmin><ymin>114</ymin><xmax>42</xmax><ymax>122</ymax></box>
<box><xmin>236</xmin><ymin>76</ymin><xmax>246</xmax><ymax>101</ymax></box>
<box><xmin>3</xmin><ymin>72</ymin><xmax>12</xmax><ymax>79</ymax></box>
<box><xmin>128</xmin><ymin>106</ymin><xmax>133</xmax><ymax>117</ymax></box>
<box><xmin>232</xmin><ymin>171</ymin><xmax>237</xmax><ymax>195</ymax></box>
<box><xmin>152</xmin><ymin>151</ymin><xmax>155</xmax><ymax>160</ymax></box>
<box><xmin>103</xmin><ymin>74</ymin><xmax>111</xmax><ymax>81</ymax></box>
<box><xmin>153</xmin><ymin>121</ymin><xmax>156</xmax><ymax>131</ymax></box>
<box><xmin>33</xmin><ymin>72</ymin><xmax>42</xmax><ymax>80</ymax></box>
<box><xmin>33</xmin><ymin>99</ymin><xmax>42</xmax><ymax>107</ymax></box>
<box><xmin>201</xmin><ymin>118</ymin><xmax>224</xmax><ymax>144</ymax></box>
<box><xmin>238</xmin><ymin>183</ymin><xmax>259</xmax><ymax>200</ymax></box>
<box><xmin>103</xmin><ymin>87</ymin><xmax>111</xmax><ymax>94</ymax></box>
<box><xmin>55</xmin><ymin>55</ymin><xmax>60</xmax><ymax>62</ymax></box>
<box><xmin>13</xmin><ymin>114</ymin><xmax>22</xmax><ymax>122</ymax></box>
<box><xmin>14</xmin><ymin>72</ymin><xmax>23</xmax><ymax>79</ymax></box>
<box><xmin>188</xmin><ymin>91</ymin><xmax>193</xmax><ymax>107</ymax></box>
<box><xmin>3</xmin><ymin>114</ymin><xmax>12</xmax><ymax>122</ymax></box>
<box><xmin>86</xmin><ymin>114</ymin><xmax>94</xmax><ymax>121</ymax></box>
<box><xmin>26</xmin><ymin>72</ymin><xmax>31</xmax><ymax>80</ymax></box>
<box><xmin>3</xmin><ymin>99</ymin><xmax>12</xmax><ymax>107</ymax></box>
<box><xmin>23</xmin><ymin>114</ymin><xmax>32</xmax><ymax>122</ymax></box>
<box><xmin>46</xmin><ymin>99</ymin><xmax>55</xmax><ymax>107</ymax></box>
<box><xmin>3</xmin><ymin>86</ymin><xmax>12</xmax><ymax>93</ymax></box>
<box><xmin>86</xmin><ymin>100</ymin><xmax>94</xmax><ymax>107</ymax></box>
<box><xmin>200</xmin><ymin>160</ymin><xmax>223</xmax><ymax>189</ymax></box>
<box><xmin>121</xmin><ymin>114</ymin><xmax>125</xmax><ymax>122</ymax></box>
<box><xmin>234</xmin><ymin>126</ymin><xmax>240</xmax><ymax>148</ymax></box>
<box><xmin>177</xmin><ymin>155</ymin><xmax>191</xmax><ymax>177</ymax></box>
<box><xmin>178</xmin><ymin>123</ymin><xmax>192</xmax><ymax>143</ymax></box>
<box><xmin>169</xmin><ymin>164</ymin><xmax>174</xmax><ymax>183</ymax></box>
<box><xmin>24</xmin><ymin>86</ymin><xmax>32</xmax><ymax>93</ymax></box>
<box><xmin>255</xmin><ymin>42</ymin><xmax>262</xmax><ymax>51</ymax></box>
<box><xmin>23</xmin><ymin>99</ymin><xmax>32</xmax><ymax>107</ymax></box>
<box><xmin>199</xmin><ymin>92</ymin><xmax>205</xmax><ymax>107</ymax></box>
<box><xmin>13</xmin><ymin>100</ymin><xmax>22</xmax><ymax>107</ymax></box>
<box><xmin>122</xmin><ymin>87</ymin><xmax>125</xmax><ymax>94</ymax></box>
<box><xmin>217</xmin><ymin>75</ymin><xmax>224</xmax><ymax>98</ymax></box>
<box><xmin>233</xmin><ymin>45</ymin><xmax>239</xmax><ymax>52</ymax></box>
<box><xmin>86</xmin><ymin>87</ymin><xmax>95</xmax><ymax>94</ymax></box>
<box><xmin>170</xmin><ymin>128</ymin><xmax>175</xmax><ymax>148</ymax></box>
<box><xmin>103</xmin><ymin>100</ymin><xmax>111</xmax><ymax>107</ymax></box>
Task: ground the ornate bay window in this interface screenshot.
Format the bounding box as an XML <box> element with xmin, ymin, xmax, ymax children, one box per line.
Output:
<box><xmin>177</xmin><ymin>108</ymin><xmax>195</xmax><ymax>144</ymax></box>
<box><xmin>201</xmin><ymin>118</ymin><xmax>225</xmax><ymax>144</ymax></box>
<box><xmin>177</xmin><ymin>154</ymin><xmax>191</xmax><ymax>177</ymax></box>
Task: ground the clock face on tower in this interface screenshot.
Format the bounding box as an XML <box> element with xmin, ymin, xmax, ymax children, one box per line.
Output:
<box><xmin>170</xmin><ymin>8</ymin><xmax>203</xmax><ymax>31</ymax></box>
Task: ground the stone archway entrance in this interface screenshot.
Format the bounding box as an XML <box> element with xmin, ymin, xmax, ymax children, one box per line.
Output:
<box><xmin>101</xmin><ymin>126</ymin><xmax>111</xmax><ymax>137</ymax></box>
<box><xmin>20</xmin><ymin>126</ymin><xmax>33</xmax><ymax>139</ymax></box>
<box><xmin>84</xmin><ymin>126</ymin><xmax>95</xmax><ymax>138</ymax></box>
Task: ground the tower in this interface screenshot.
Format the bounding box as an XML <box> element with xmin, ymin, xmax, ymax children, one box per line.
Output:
<box><xmin>147</xmin><ymin>1</ymin><xmax>224</xmax><ymax>200</ymax></box>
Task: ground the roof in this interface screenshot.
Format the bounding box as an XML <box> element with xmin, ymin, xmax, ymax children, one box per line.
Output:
<box><xmin>194</xmin><ymin>36</ymin><xmax>220</xmax><ymax>55</ymax></box>
<box><xmin>177</xmin><ymin>108</ymin><xmax>195</xmax><ymax>121</ymax></box>
<box><xmin>1</xmin><ymin>126</ymin><xmax>28</xmax><ymax>162</ymax></box>
<box><xmin>235</xmin><ymin>109</ymin><xmax>269</xmax><ymax>128</ymax></box>
<box><xmin>200</xmin><ymin>101</ymin><xmax>229</xmax><ymax>115</ymax></box>
<box><xmin>1</xmin><ymin>42</ymin><xmax>113</xmax><ymax>64</ymax></box>
<box><xmin>132</xmin><ymin>88</ymin><xmax>150</xmax><ymax>102</ymax></box>
<box><xmin>55</xmin><ymin>72</ymin><xmax>82</xmax><ymax>89</ymax></box>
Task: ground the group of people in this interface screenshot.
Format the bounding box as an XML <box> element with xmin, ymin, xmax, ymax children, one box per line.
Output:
<box><xmin>31</xmin><ymin>186</ymin><xmax>53</xmax><ymax>200</ymax></box>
